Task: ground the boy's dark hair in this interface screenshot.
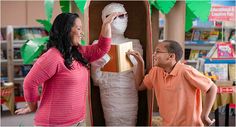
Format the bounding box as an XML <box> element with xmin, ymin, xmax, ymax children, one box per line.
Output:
<box><xmin>47</xmin><ymin>13</ymin><xmax>88</xmax><ymax>69</ymax></box>
<box><xmin>162</xmin><ymin>40</ymin><xmax>183</xmax><ymax>61</ymax></box>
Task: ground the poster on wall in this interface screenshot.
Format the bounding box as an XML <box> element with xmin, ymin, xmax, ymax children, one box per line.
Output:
<box><xmin>209</xmin><ymin>0</ymin><xmax>236</xmax><ymax>21</ymax></box>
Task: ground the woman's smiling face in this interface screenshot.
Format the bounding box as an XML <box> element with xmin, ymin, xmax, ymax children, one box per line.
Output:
<box><xmin>70</xmin><ymin>18</ymin><xmax>83</xmax><ymax>46</ymax></box>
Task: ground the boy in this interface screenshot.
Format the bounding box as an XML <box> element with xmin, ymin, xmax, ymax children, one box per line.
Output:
<box><xmin>128</xmin><ymin>40</ymin><xmax>217</xmax><ymax>126</ymax></box>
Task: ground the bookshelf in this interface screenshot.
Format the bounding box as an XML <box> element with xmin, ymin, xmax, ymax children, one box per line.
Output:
<box><xmin>1</xmin><ymin>27</ymin><xmax>8</xmax><ymax>83</ymax></box>
<box><xmin>184</xmin><ymin>26</ymin><xmax>235</xmax><ymax>68</ymax></box>
<box><xmin>1</xmin><ymin>25</ymin><xmax>48</xmax><ymax>109</ymax></box>
<box><xmin>204</xmin><ymin>58</ymin><xmax>235</xmax><ymax>84</ymax></box>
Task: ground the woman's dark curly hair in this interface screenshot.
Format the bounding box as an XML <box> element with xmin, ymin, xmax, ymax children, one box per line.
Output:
<box><xmin>47</xmin><ymin>13</ymin><xmax>88</xmax><ymax>69</ymax></box>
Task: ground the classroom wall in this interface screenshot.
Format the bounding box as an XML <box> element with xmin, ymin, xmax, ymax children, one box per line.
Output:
<box><xmin>1</xmin><ymin>1</ymin><xmax>61</xmax><ymax>27</ymax></box>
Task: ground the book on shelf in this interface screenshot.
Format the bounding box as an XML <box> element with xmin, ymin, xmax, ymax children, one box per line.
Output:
<box><xmin>206</xmin><ymin>44</ymin><xmax>217</xmax><ymax>58</ymax></box>
<box><xmin>192</xmin><ymin>30</ymin><xmax>201</xmax><ymax>41</ymax></box>
<box><xmin>1</xmin><ymin>77</ymin><xmax>8</xmax><ymax>83</ymax></box>
<box><xmin>0</xmin><ymin>32</ymin><xmax>3</xmax><ymax>40</ymax></box>
<box><xmin>204</xmin><ymin>64</ymin><xmax>228</xmax><ymax>81</ymax></box>
<box><xmin>1</xmin><ymin>30</ymin><xmax>6</xmax><ymax>40</ymax></box>
<box><xmin>185</xmin><ymin>30</ymin><xmax>193</xmax><ymax>41</ymax></box>
<box><xmin>198</xmin><ymin>50</ymin><xmax>208</xmax><ymax>58</ymax></box>
<box><xmin>159</xmin><ymin>29</ymin><xmax>164</xmax><ymax>40</ymax></box>
<box><xmin>185</xmin><ymin>49</ymin><xmax>191</xmax><ymax>60</ymax></box>
<box><xmin>14</xmin><ymin>65</ymin><xmax>23</xmax><ymax>78</ymax></box>
<box><xmin>14</xmin><ymin>48</ymin><xmax>22</xmax><ymax>59</ymax></box>
<box><xmin>186</xmin><ymin>49</ymin><xmax>208</xmax><ymax>60</ymax></box>
<box><xmin>208</xmin><ymin>30</ymin><xmax>219</xmax><ymax>41</ymax></box>
<box><xmin>101</xmin><ymin>41</ymin><xmax>133</xmax><ymax>72</ymax></box>
<box><xmin>189</xmin><ymin>49</ymin><xmax>199</xmax><ymax>60</ymax></box>
<box><xmin>14</xmin><ymin>28</ymin><xmax>48</xmax><ymax>40</ymax></box>
<box><xmin>229</xmin><ymin>64</ymin><xmax>236</xmax><ymax>81</ymax></box>
<box><xmin>200</xmin><ymin>31</ymin><xmax>210</xmax><ymax>41</ymax></box>
<box><xmin>206</xmin><ymin>42</ymin><xmax>235</xmax><ymax>58</ymax></box>
<box><xmin>1</xmin><ymin>67</ymin><xmax>7</xmax><ymax>77</ymax></box>
<box><xmin>0</xmin><ymin>49</ymin><xmax>7</xmax><ymax>59</ymax></box>
<box><xmin>229</xmin><ymin>30</ymin><xmax>235</xmax><ymax>43</ymax></box>
<box><xmin>21</xmin><ymin>65</ymin><xmax>33</xmax><ymax>76</ymax></box>
<box><xmin>217</xmin><ymin>42</ymin><xmax>235</xmax><ymax>58</ymax></box>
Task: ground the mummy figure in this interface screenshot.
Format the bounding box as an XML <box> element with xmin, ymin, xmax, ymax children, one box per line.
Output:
<box><xmin>91</xmin><ymin>3</ymin><xmax>143</xmax><ymax>126</ymax></box>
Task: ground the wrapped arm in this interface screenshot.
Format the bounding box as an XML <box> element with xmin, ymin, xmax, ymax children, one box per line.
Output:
<box><xmin>91</xmin><ymin>40</ymin><xmax>110</xmax><ymax>86</ymax></box>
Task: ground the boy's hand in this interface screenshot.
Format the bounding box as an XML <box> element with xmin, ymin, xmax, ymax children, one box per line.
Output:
<box><xmin>201</xmin><ymin>115</ymin><xmax>215</xmax><ymax>126</ymax></box>
<box><xmin>127</xmin><ymin>50</ymin><xmax>144</xmax><ymax>64</ymax></box>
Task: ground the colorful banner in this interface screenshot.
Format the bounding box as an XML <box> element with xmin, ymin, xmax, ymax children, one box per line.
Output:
<box><xmin>209</xmin><ymin>0</ymin><xmax>236</xmax><ymax>21</ymax></box>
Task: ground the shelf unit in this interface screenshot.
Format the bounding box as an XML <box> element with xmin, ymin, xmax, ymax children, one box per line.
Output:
<box><xmin>1</xmin><ymin>25</ymin><xmax>47</xmax><ymax>107</ymax></box>
<box><xmin>1</xmin><ymin>27</ymin><xmax>10</xmax><ymax>82</ymax></box>
<box><xmin>184</xmin><ymin>26</ymin><xmax>235</xmax><ymax>68</ymax></box>
<box><xmin>204</xmin><ymin>58</ymin><xmax>236</xmax><ymax>84</ymax></box>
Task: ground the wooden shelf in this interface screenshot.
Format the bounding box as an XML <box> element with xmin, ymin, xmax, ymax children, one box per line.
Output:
<box><xmin>14</xmin><ymin>77</ymin><xmax>24</xmax><ymax>81</ymax></box>
<box><xmin>215</xmin><ymin>80</ymin><xmax>235</xmax><ymax>86</ymax></box>
<box><xmin>185</xmin><ymin>60</ymin><xmax>198</xmax><ymax>63</ymax></box>
<box><xmin>205</xmin><ymin>58</ymin><xmax>236</xmax><ymax>64</ymax></box>
<box><xmin>1</xmin><ymin>25</ymin><xmax>47</xmax><ymax>104</ymax></box>
<box><xmin>1</xmin><ymin>40</ymin><xmax>7</xmax><ymax>44</ymax></box>
<box><xmin>1</xmin><ymin>59</ymin><xmax>7</xmax><ymax>63</ymax></box>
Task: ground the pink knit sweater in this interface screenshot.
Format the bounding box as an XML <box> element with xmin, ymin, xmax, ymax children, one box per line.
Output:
<box><xmin>23</xmin><ymin>36</ymin><xmax>111</xmax><ymax>126</ymax></box>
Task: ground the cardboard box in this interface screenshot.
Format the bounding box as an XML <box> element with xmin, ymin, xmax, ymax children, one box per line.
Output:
<box><xmin>84</xmin><ymin>1</ymin><xmax>153</xmax><ymax>126</ymax></box>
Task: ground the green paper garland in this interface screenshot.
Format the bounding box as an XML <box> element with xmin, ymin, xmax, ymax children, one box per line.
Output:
<box><xmin>74</xmin><ymin>0</ymin><xmax>86</xmax><ymax>14</ymax></box>
<box><xmin>36</xmin><ymin>19</ymin><xmax>52</xmax><ymax>32</ymax></box>
<box><xmin>149</xmin><ymin>0</ymin><xmax>176</xmax><ymax>14</ymax></box>
<box><xmin>185</xmin><ymin>0</ymin><xmax>211</xmax><ymax>31</ymax></box>
<box><xmin>20</xmin><ymin>37</ymin><xmax>49</xmax><ymax>64</ymax></box>
<box><xmin>60</xmin><ymin>0</ymin><xmax>70</xmax><ymax>13</ymax></box>
<box><xmin>44</xmin><ymin>0</ymin><xmax>54</xmax><ymax>21</ymax></box>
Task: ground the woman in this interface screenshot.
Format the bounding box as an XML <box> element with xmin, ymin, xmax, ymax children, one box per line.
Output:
<box><xmin>15</xmin><ymin>12</ymin><xmax>124</xmax><ymax>126</ymax></box>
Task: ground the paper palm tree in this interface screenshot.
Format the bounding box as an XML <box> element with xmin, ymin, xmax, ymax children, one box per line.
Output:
<box><xmin>20</xmin><ymin>0</ymin><xmax>87</xmax><ymax>64</ymax></box>
<box><xmin>21</xmin><ymin>0</ymin><xmax>211</xmax><ymax>64</ymax></box>
<box><xmin>149</xmin><ymin>0</ymin><xmax>211</xmax><ymax>31</ymax></box>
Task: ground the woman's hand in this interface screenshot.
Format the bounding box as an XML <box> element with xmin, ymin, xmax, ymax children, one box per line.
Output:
<box><xmin>100</xmin><ymin>12</ymin><xmax>127</xmax><ymax>38</ymax></box>
<box><xmin>15</xmin><ymin>102</ymin><xmax>37</xmax><ymax>115</ymax></box>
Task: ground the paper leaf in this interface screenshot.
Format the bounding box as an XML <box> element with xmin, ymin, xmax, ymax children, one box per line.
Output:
<box><xmin>150</xmin><ymin>0</ymin><xmax>176</xmax><ymax>14</ymax></box>
<box><xmin>74</xmin><ymin>0</ymin><xmax>86</xmax><ymax>14</ymax></box>
<box><xmin>44</xmin><ymin>0</ymin><xmax>54</xmax><ymax>21</ymax></box>
<box><xmin>60</xmin><ymin>0</ymin><xmax>70</xmax><ymax>13</ymax></box>
<box><xmin>20</xmin><ymin>37</ymin><xmax>49</xmax><ymax>64</ymax></box>
<box><xmin>186</xmin><ymin>0</ymin><xmax>211</xmax><ymax>22</ymax></box>
<box><xmin>36</xmin><ymin>19</ymin><xmax>52</xmax><ymax>32</ymax></box>
<box><xmin>185</xmin><ymin>5</ymin><xmax>197</xmax><ymax>32</ymax></box>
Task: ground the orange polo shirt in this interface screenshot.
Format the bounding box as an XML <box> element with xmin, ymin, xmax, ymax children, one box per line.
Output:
<box><xmin>144</xmin><ymin>62</ymin><xmax>214</xmax><ymax>126</ymax></box>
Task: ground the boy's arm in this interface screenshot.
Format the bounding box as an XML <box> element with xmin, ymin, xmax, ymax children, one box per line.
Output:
<box><xmin>127</xmin><ymin>50</ymin><xmax>147</xmax><ymax>91</ymax></box>
<box><xmin>201</xmin><ymin>83</ymin><xmax>217</xmax><ymax>126</ymax></box>
<box><xmin>184</xmin><ymin>67</ymin><xmax>217</xmax><ymax>126</ymax></box>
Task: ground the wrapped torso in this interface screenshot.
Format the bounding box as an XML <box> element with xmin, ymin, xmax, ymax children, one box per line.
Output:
<box><xmin>91</xmin><ymin>38</ymin><xmax>143</xmax><ymax>126</ymax></box>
